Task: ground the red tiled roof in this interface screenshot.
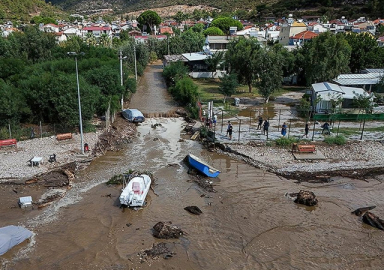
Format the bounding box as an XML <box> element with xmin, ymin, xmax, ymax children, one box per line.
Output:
<box><xmin>44</xmin><ymin>23</ymin><xmax>59</xmax><ymax>28</ymax></box>
<box><xmin>291</xmin><ymin>31</ymin><xmax>318</xmax><ymax>39</ymax></box>
<box><xmin>307</xmin><ymin>22</ymin><xmax>318</xmax><ymax>26</ymax></box>
<box><xmin>83</xmin><ymin>26</ymin><xmax>111</xmax><ymax>31</ymax></box>
<box><xmin>159</xmin><ymin>27</ymin><xmax>173</xmax><ymax>34</ymax></box>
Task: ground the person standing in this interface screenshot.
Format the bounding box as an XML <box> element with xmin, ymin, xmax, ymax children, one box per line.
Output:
<box><xmin>304</xmin><ymin>123</ymin><xmax>309</xmax><ymax>138</ymax></box>
<box><xmin>257</xmin><ymin>116</ymin><xmax>263</xmax><ymax>130</ymax></box>
<box><xmin>213</xmin><ymin>114</ymin><xmax>217</xmax><ymax>127</ymax></box>
<box><xmin>322</xmin><ymin>122</ymin><xmax>330</xmax><ymax>134</ymax></box>
<box><xmin>226</xmin><ymin>121</ymin><xmax>231</xmax><ymax>136</ymax></box>
<box><xmin>263</xmin><ymin>120</ymin><xmax>269</xmax><ymax>136</ymax></box>
<box><xmin>228</xmin><ymin>122</ymin><xmax>233</xmax><ymax>140</ymax></box>
<box><xmin>281</xmin><ymin>122</ymin><xmax>287</xmax><ymax>136</ymax></box>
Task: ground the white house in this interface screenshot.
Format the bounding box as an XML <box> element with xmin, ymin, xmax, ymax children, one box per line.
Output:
<box><xmin>82</xmin><ymin>26</ymin><xmax>112</xmax><ymax>38</ymax></box>
<box><xmin>311</xmin><ymin>82</ymin><xmax>369</xmax><ymax>113</ymax></box>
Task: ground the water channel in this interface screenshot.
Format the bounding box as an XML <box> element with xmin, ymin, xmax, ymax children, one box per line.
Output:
<box><xmin>1</xmin><ymin>63</ymin><xmax>384</xmax><ymax>270</ymax></box>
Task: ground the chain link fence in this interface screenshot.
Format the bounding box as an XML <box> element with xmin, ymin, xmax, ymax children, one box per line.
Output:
<box><xmin>212</xmin><ymin>107</ymin><xmax>384</xmax><ymax>142</ymax></box>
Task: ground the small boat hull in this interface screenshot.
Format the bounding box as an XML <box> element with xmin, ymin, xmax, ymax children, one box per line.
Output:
<box><xmin>119</xmin><ymin>174</ymin><xmax>151</xmax><ymax>207</ymax></box>
<box><xmin>187</xmin><ymin>154</ymin><xmax>220</xmax><ymax>178</ymax></box>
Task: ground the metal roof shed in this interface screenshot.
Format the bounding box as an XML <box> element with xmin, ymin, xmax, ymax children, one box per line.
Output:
<box><xmin>311</xmin><ymin>82</ymin><xmax>368</xmax><ymax>113</ymax></box>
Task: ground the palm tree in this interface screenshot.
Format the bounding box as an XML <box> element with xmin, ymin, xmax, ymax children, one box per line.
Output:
<box><xmin>85</xmin><ymin>32</ymin><xmax>96</xmax><ymax>47</ymax></box>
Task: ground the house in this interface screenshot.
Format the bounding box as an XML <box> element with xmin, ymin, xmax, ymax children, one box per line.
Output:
<box><xmin>278</xmin><ymin>20</ymin><xmax>307</xmax><ymax>45</ymax></box>
<box><xmin>289</xmin><ymin>30</ymin><xmax>318</xmax><ymax>46</ymax></box>
<box><xmin>204</xmin><ymin>35</ymin><xmax>235</xmax><ymax>54</ymax></box>
<box><xmin>133</xmin><ymin>35</ymin><xmax>167</xmax><ymax>44</ymax></box>
<box><xmin>63</xmin><ymin>27</ymin><xmax>81</xmax><ymax>38</ymax></box>
<box><xmin>182</xmin><ymin>52</ymin><xmax>210</xmax><ymax>71</ymax></box>
<box><xmin>159</xmin><ymin>26</ymin><xmax>174</xmax><ymax>36</ymax></box>
<box><xmin>82</xmin><ymin>26</ymin><xmax>112</xmax><ymax>38</ymax></box>
<box><xmin>307</xmin><ymin>22</ymin><xmax>328</xmax><ymax>33</ymax></box>
<box><xmin>378</xmin><ymin>36</ymin><xmax>384</xmax><ymax>47</ymax></box>
<box><xmin>311</xmin><ymin>82</ymin><xmax>369</xmax><ymax>113</ymax></box>
<box><xmin>41</xmin><ymin>23</ymin><xmax>60</xmax><ymax>33</ymax></box>
<box><xmin>53</xmin><ymin>32</ymin><xmax>67</xmax><ymax>43</ymax></box>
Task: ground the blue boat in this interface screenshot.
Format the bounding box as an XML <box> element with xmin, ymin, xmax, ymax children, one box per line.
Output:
<box><xmin>187</xmin><ymin>154</ymin><xmax>221</xmax><ymax>178</ymax></box>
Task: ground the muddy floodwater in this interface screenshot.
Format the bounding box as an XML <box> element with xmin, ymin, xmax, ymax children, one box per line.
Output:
<box><xmin>1</xmin><ymin>117</ymin><xmax>384</xmax><ymax>270</ymax></box>
<box><xmin>2</xmin><ymin>63</ymin><xmax>384</xmax><ymax>269</ymax></box>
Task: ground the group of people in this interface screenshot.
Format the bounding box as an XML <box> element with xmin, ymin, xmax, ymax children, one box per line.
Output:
<box><xmin>257</xmin><ymin>116</ymin><xmax>270</xmax><ymax>136</ymax></box>
<box><xmin>204</xmin><ymin>114</ymin><xmax>218</xmax><ymax>129</ymax></box>
<box><xmin>223</xmin><ymin>115</ymin><xmax>331</xmax><ymax>140</ymax></box>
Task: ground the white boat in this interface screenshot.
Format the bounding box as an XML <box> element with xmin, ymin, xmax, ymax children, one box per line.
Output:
<box><xmin>119</xmin><ymin>174</ymin><xmax>151</xmax><ymax>207</ymax></box>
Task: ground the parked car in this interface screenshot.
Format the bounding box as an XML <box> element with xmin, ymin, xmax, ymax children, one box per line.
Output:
<box><xmin>121</xmin><ymin>109</ymin><xmax>145</xmax><ymax>123</ymax></box>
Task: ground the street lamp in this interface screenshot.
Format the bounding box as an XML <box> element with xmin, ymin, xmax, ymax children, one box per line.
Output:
<box><xmin>133</xmin><ymin>45</ymin><xmax>137</xmax><ymax>81</ymax></box>
<box><xmin>119</xmin><ymin>50</ymin><xmax>127</xmax><ymax>110</ymax></box>
<box><xmin>67</xmin><ymin>52</ymin><xmax>85</xmax><ymax>155</ymax></box>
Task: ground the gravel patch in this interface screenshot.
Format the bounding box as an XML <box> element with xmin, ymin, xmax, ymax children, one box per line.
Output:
<box><xmin>226</xmin><ymin>140</ymin><xmax>384</xmax><ymax>176</ymax></box>
<box><xmin>0</xmin><ymin>132</ymin><xmax>99</xmax><ymax>181</ymax></box>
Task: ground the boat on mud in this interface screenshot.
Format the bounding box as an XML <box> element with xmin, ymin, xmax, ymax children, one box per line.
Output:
<box><xmin>187</xmin><ymin>153</ymin><xmax>220</xmax><ymax>178</ymax></box>
<box><xmin>119</xmin><ymin>174</ymin><xmax>151</xmax><ymax>207</ymax></box>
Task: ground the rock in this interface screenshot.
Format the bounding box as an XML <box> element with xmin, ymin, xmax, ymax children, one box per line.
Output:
<box><xmin>351</xmin><ymin>206</ymin><xmax>376</xmax><ymax>216</ymax></box>
<box><xmin>152</xmin><ymin>222</ymin><xmax>184</xmax><ymax>239</ymax></box>
<box><xmin>294</xmin><ymin>190</ymin><xmax>318</xmax><ymax>206</ymax></box>
<box><xmin>362</xmin><ymin>211</ymin><xmax>384</xmax><ymax>230</ymax></box>
<box><xmin>184</xmin><ymin>206</ymin><xmax>203</xmax><ymax>215</ymax></box>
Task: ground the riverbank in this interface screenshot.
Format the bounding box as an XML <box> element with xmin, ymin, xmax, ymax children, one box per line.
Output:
<box><xmin>0</xmin><ymin>117</ymin><xmax>137</xmax><ymax>182</ymax></box>
<box><xmin>217</xmin><ymin>140</ymin><xmax>384</xmax><ymax>180</ymax></box>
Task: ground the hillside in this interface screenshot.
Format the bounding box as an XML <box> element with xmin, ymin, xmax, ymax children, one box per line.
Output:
<box><xmin>47</xmin><ymin>0</ymin><xmax>384</xmax><ymax>20</ymax></box>
<box><xmin>0</xmin><ymin>0</ymin><xmax>63</xmax><ymax>21</ymax></box>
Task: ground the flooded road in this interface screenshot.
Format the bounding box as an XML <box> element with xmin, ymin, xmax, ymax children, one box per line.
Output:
<box><xmin>129</xmin><ymin>61</ymin><xmax>175</xmax><ymax>115</ymax></box>
<box><xmin>2</xmin><ymin>63</ymin><xmax>384</xmax><ymax>270</ymax></box>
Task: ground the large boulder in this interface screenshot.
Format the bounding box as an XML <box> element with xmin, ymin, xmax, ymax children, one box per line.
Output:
<box><xmin>152</xmin><ymin>222</ymin><xmax>184</xmax><ymax>239</ymax></box>
<box><xmin>362</xmin><ymin>211</ymin><xmax>384</xmax><ymax>231</ymax></box>
<box><xmin>294</xmin><ymin>190</ymin><xmax>318</xmax><ymax>206</ymax></box>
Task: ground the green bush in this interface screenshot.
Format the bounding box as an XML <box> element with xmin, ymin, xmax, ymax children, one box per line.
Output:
<box><xmin>274</xmin><ymin>136</ymin><xmax>299</xmax><ymax>147</ymax></box>
<box><xmin>324</xmin><ymin>135</ymin><xmax>346</xmax><ymax>145</ymax></box>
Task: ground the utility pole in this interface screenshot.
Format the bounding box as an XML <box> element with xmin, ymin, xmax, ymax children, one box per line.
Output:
<box><xmin>134</xmin><ymin>45</ymin><xmax>137</xmax><ymax>81</ymax></box>
<box><xmin>67</xmin><ymin>52</ymin><xmax>85</xmax><ymax>155</ymax></box>
<box><xmin>167</xmin><ymin>36</ymin><xmax>170</xmax><ymax>55</ymax></box>
<box><xmin>119</xmin><ymin>50</ymin><xmax>125</xmax><ymax>110</ymax></box>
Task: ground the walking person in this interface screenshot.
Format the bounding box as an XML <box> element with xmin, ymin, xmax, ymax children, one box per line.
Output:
<box><xmin>226</xmin><ymin>121</ymin><xmax>231</xmax><ymax>136</ymax></box>
<box><xmin>257</xmin><ymin>116</ymin><xmax>263</xmax><ymax>130</ymax></box>
<box><xmin>263</xmin><ymin>120</ymin><xmax>269</xmax><ymax>136</ymax></box>
<box><xmin>304</xmin><ymin>123</ymin><xmax>309</xmax><ymax>138</ymax></box>
<box><xmin>228</xmin><ymin>122</ymin><xmax>233</xmax><ymax>140</ymax></box>
<box><xmin>281</xmin><ymin>122</ymin><xmax>287</xmax><ymax>137</ymax></box>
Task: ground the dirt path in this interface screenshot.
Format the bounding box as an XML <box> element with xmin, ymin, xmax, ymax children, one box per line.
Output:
<box><xmin>129</xmin><ymin>61</ymin><xmax>176</xmax><ymax>115</ymax></box>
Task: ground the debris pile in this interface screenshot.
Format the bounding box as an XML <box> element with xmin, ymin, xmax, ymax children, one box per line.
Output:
<box><xmin>152</xmin><ymin>222</ymin><xmax>184</xmax><ymax>239</ymax></box>
<box><xmin>293</xmin><ymin>190</ymin><xmax>318</xmax><ymax>206</ymax></box>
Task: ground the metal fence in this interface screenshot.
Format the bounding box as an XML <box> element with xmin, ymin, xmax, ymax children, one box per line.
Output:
<box><xmin>211</xmin><ymin>107</ymin><xmax>384</xmax><ymax>142</ymax></box>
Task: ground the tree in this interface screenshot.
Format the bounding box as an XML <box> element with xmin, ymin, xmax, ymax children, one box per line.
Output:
<box><xmin>219</xmin><ymin>73</ymin><xmax>238</xmax><ymax>103</ymax></box>
<box><xmin>203</xmin><ymin>27</ymin><xmax>225</xmax><ymax>36</ymax></box>
<box><xmin>343</xmin><ymin>32</ymin><xmax>378</xmax><ymax>73</ymax></box>
<box><xmin>169</xmin><ymin>77</ymin><xmax>198</xmax><ymax>106</ymax></box>
<box><xmin>137</xmin><ymin>10</ymin><xmax>161</xmax><ymax>33</ymax></box>
<box><xmin>173</xmin><ymin>11</ymin><xmax>188</xmax><ymax>24</ymax></box>
<box><xmin>205</xmin><ymin>51</ymin><xmax>225</xmax><ymax>77</ymax></box>
<box><xmin>353</xmin><ymin>91</ymin><xmax>374</xmax><ymax>114</ymax></box>
<box><xmin>99</xmin><ymin>33</ymin><xmax>111</xmax><ymax>48</ymax></box>
<box><xmin>296</xmin><ymin>32</ymin><xmax>351</xmax><ymax>86</ymax></box>
<box><xmin>162</xmin><ymin>61</ymin><xmax>189</xmax><ymax>86</ymax></box>
<box><xmin>225</xmin><ymin>37</ymin><xmax>261</xmax><ymax>93</ymax></box>
<box><xmin>210</xmin><ymin>17</ymin><xmax>243</xmax><ymax>35</ymax></box>
<box><xmin>256</xmin><ymin>49</ymin><xmax>283</xmax><ymax>103</ymax></box>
